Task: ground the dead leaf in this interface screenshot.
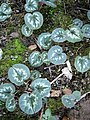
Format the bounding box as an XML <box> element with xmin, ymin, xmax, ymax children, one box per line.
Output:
<box><xmin>10</xmin><ymin>32</ymin><xmax>19</xmax><ymax>38</ymax></box>
<box><xmin>28</xmin><ymin>44</ymin><xmax>37</xmax><ymax>51</ymax></box>
<box><xmin>63</xmin><ymin>88</ymin><xmax>72</xmax><ymax>95</ymax></box>
<box><xmin>62</xmin><ymin>116</ymin><xmax>70</xmax><ymax>120</ymax></box>
<box><xmin>50</xmin><ymin>90</ymin><xmax>61</xmax><ymax>97</ymax></box>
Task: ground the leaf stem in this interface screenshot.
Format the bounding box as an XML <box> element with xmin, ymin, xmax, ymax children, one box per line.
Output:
<box><xmin>50</xmin><ymin>73</ymin><xmax>63</xmax><ymax>85</ymax></box>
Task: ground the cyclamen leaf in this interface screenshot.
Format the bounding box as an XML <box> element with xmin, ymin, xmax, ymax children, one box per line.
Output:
<box><xmin>87</xmin><ymin>10</ymin><xmax>90</xmax><ymax>20</ymax></box>
<box><xmin>8</xmin><ymin>64</ymin><xmax>30</xmax><ymax>86</ymax></box>
<box><xmin>24</xmin><ymin>12</ymin><xmax>43</xmax><ymax>30</ymax></box>
<box><xmin>81</xmin><ymin>24</ymin><xmax>90</xmax><ymax>38</ymax></box>
<box><xmin>6</xmin><ymin>95</ymin><xmax>16</xmax><ymax>112</ymax></box>
<box><xmin>19</xmin><ymin>91</ymin><xmax>42</xmax><ymax>115</ymax></box>
<box><xmin>0</xmin><ymin>83</ymin><xmax>15</xmax><ymax>102</ymax></box>
<box><xmin>38</xmin><ymin>33</ymin><xmax>52</xmax><ymax>50</ymax></box>
<box><xmin>61</xmin><ymin>94</ymin><xmax>75</xmax><ymax>108</ymax></box>
<box><xmin>51</xmin><ymin>28</ymin><xmax>66</xmax><ymax>42</ymax></box>
<box><xmin>25</xmin><ymin>0</ymin><xmax>38</xmax><ymax>12</ymax></box>
<box><xmin>73</xmin><ymin>18</ymin><xmax>83</xmax><ymax>28</ymax></box>
<box><xmin>74</xmin><ymin>56</ymin><xmax>90</xmax><ymax>73</ymax></box>
<box><xmin>1</xmin><ymin>3</ymin><xmax>12</xmax><ymax>15</ymax></box>
<box><xmin>21</xmin><ymin>24</ymin><xmax>33</xmax><ymax>37</ymax></box>
<box><xmin>72</xmin><ymin>91</ymin><xmax>81</xmax><ymax>101</ymax></box>
<box><xmin>48</xmin><ymin>45</ymin><xmax>67</xmax><ymax>65</ymax></box>
<box><xmin>45</xmin><ymin>108</ymin><xmax>51</xmax><ymax>117</ymax></box>
<box><xmin>66</xmin><ymin>26</ymin><xmax>83</xmax><ymax>43</ymax></box>
<box><xmin>30</xmin><ymin>70</ymin><xmax>41</xmax><ymax>80</ymax></box>
<box><xmin>41</xmin><ymin>51</ymin><xmax>50</xmax><ymax>65</ymax></box>
<box><xmin>28</xmin><ymin>51</ymin><xmax>43</xmax><ymax>67</ymax></box>
<box><xmin>31</xmin><ymin>78</ymin><xmax>51</xmax><ymax>98</ymax></box>
<box><xmin>0</xmin><ymin>12</ymin><xmax>11</xmax><ymax>22</ymax></box>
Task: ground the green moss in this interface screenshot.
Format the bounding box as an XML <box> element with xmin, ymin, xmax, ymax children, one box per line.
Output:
<box><xmin>82</xmin><ymin>47</ymin><xmax>90</xmax><ymax>56</ymax></box>
<box><xmin>0</xmin><ymin>39</ymin><xmax>27</xmax><ymax>76</ymax></box>
<box><xmin>48</xmin><ymin>98</ymin><xmax>63</xmax><ymax>113</ymax></box>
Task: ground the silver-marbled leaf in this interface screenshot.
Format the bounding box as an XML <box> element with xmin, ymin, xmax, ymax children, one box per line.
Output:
<box><xmin>31</xmin><ymin>78</ymin><xmax>51</xmax><ymax>98</ymax></box>
<box><xmin>25</xmin><ymin>0</ymin><xmax>38</xmax><ymax>12</ymax></box>
<box><xmin>8</xmin><ymin>64</ymin><xmax>30</xmax><ymax>86</ymax></box>
<box><xmin>0</xmin><ymin>83</ymin><xmax>15</xmax><ymax>102</ymax></box>
<box><xmin>28</xmin><ymin>51</ymin><xmax>43</xmax><ymax>67</ymax></box>
<box><xmin>19</xmin><ymin>91</ymin><xmax>42</xmax><ymax>115</ymax></box>
<box><xmin>21</xmin><ymin>24</ymin><xmax>33</xmax><ymax>37</ymax></box>
<box><xmin>51</xmin><ymin>28</ymin><xmax>66</xmax><ymax>42</ymax></box>
<box><xmin>6</xmin><ymin>95</ymin><xmax>16</xmax><ymax>112</ymax></box>
<box><xmin>74</xmin><ymin>56</ymin><xmax>90</xmax><ymax>73</ymax></box>
<box><xmin>24</xmin><ymin>12</ymin><xmax>43</xmax><ymax>30</ymax></box>
<box><xmin>48</xmin><ymin>45</ymin><xmax>67</xmax><ymax>65</ymax></box>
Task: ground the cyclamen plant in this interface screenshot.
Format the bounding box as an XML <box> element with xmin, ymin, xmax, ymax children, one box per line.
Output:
<box><xmin>21</xmin><ymin>0</ymin><xmax>56</xmax><ymax>37</ymax></box>
<box><xmin>0</xmin><ymin>3</ymin><xmax>12</xmax><ymax>22</ymax></box>
<box><xmin>0</xmin><ymin>63</ymin><xmax>51</xmax><ymax>114</ymax></box>
<box><xmin>61</xmin><ymin>91</ymin><xmax>81</xmax><ymax>108</ymax></box>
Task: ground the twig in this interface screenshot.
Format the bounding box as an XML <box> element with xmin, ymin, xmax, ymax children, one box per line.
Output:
<box><xmin>63</xmin><ymin>1</ymin><xmax>67</xmax><ymax>14</ymax></box>
<box><xmin>50</xmin><ymin>73</ymin><xmax>63</xmax><ymax>85</ymax></box>
<box><xmin>39</xmin><ymin>108</ymin><xmax>44</xmax><ymax>120</ymax></box>
<box><xmin>44</xmin><ymin>65</ymin><xmax>57</xmax><ymax>69</ymax></box>
<box><xmin>76</xmin><ymin>7</ymin><xmax>88</xmax><ymax>11</ymax></box>
<box><xmin>75</xmin><ymin>44</ymin><xmax>83</xmax><ymax>55</ymax></box>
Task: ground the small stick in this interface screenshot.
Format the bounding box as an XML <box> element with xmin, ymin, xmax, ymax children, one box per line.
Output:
<box><xmin>63</xmin><ymin>1</ymin><xmax>67</xmax><ymax>14</ymax></box>
<box><xmin>39</xmin><ymin>108</ymin><xmax>44</xmax><ymax>120</ymax></box>
<box><xmin>44</xmin><ymin>65</ymin><xmax>57</xmax><ymax>69</ymax></box>
<box><xmin>50</xmin><ymin>73</ymin><xmax>63</xmax><ymax>85</ymax></box>
<box><xmin>76</xmin><ymin>7</ymin><xmax>88</xmax><ymax>11</ymax></box>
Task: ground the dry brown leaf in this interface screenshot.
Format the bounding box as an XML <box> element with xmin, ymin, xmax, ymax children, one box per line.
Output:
<box><xmin>63</xmin><ymin>88</ymin><xmax>72</xmax><ymax>95</ymax></box>
<box><xmin>28</xmin><ymin>44</ymin><xmax>37</xmax><ymax>51</ymax></box>
<box><xmin>10</xmin><ymin>32</ymin><xmax>19</xmax><ymax>38</ymax></box>
<box><xmin>50</xmin><ymin>90</ymin><xmax>61</xmax><ymax>97</ymax></box>
<box><xmin>62</xmin><ymin>116</ymin><xmax>70</xmax><ymax>120</ymax></box>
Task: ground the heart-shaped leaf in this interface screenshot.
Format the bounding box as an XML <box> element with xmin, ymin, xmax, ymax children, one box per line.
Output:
<box><xmin>25</xmin><ymin>0</ymin><xmax>38</xmax><ymax>12</ymax></box>
<box><xmin>0</xmin><ymin>11</ymin><xmax>11</xmax><ymax>22</ymax></box>
<box><xmin>6</xmin><ymin>95</ymin><xmax>16</xmax><ymax>112</ymax></box>
<box><xmin>73</xmin><ymin>18</ymin><xmax>83</xmax><ymax>28</ymax></box>
<box><xmin>0</xmin><ymin>83</ymin><xmax>15</xmax><ymax>102</ymax></box>
<box><xmin>8</xmin><ymin>64</ymin><xmax>30</xmax><ymax>86</ymax></box>
<box><xmin>1</xmin><ymin>3</ymin><xmax>12</xmax><ymax>15</ymax></box>
<box><xmin>61</xmin><ymin>94</ymin><xmax>75</xmax><ymax>108</ymax></box>
<box><xmin>74</xmin><ymin>56</ymin><xmax>90</xmax><ymax>73</ymax></box>
<box><xmin>38</xmin><ymin>33</ymin><xmax>52</xmax><ymax>50</ymax></box>
<box><xmin>28</xmin><ymin>51</ymin><xmax>43</xmax><ymax>67</ymax></box>
<box><xmin>48</xmin><ymin>45</ymin><xmax>67</xmax><ymax>65</ymax></box>
<box><xmin>66</xmin><ymin>26</ymin><xmax>83</xmax><ymax>43</ymax></box>
<box><xmin>21</xmin><ymin>24</ymin><xmax>33</xmax><ymax>37</ymax></box>
<box><xmin>24</xmin><ymin>12</ymin><xmax>43</xmax><ymax>30</ymax></box>
<box><xmin>41</xmin><ymin>51</ymin><xmax>50</xmax><ymax>65</ymax></box>
<box><xmin>31</xmin><ymin>78</ymin><xmax>51</xmax><ymax>98</ymax></box>
<box><xmin>19</xmin><ymin>91</ymin><xmax>42</xmax><ymax>115</ymax></box>
<box><xmin>81</xmin><ymin>24</ymin><xmax>90</xmax><ymax>38</ymax></box>
<box><xmin>72</xmin><ymin>91</ymin><xmax>81</xmax><ymax>101</ymax></box>
<box><xmin>51</xmin><ymin>28</ymin><xmax>66</xmax><ymax>42</ymax></box>
<box><xmin>30</xmin><ymin>70</ymin><xmax>41</xmax><ymax>80</ymax></box>
<box><xmin>87</xmin><ymin>10</ymin><xmax>90</xmax><ymax>20</ymax></box>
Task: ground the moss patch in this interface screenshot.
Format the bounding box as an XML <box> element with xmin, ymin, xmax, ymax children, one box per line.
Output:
<box><xmin>48</xmin><ymin>98</ymin><xmax>63</xmax><ymax>113</ymax></box>
<box><xmin>0</xmin><ymin>39</ymin><xmax>27</xmax><ymax>76</ymax></box>
<box><xmin>34</xmin><ymin>0</ymin><xmax>72</xmax><ymax>36</ymax></box>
